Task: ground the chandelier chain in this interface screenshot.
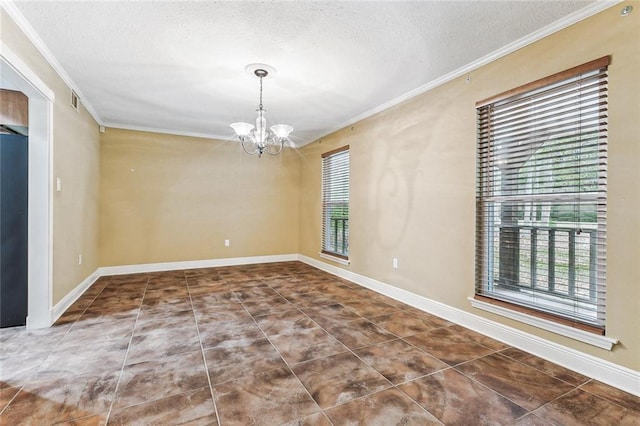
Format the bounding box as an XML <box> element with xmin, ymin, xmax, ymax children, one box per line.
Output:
<box><xmin>259</xmin><ymin>76</ymin><xmax>264</xmax><ymax>110</ymax></box>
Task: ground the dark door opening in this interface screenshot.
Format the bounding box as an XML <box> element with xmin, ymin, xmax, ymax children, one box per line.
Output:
<box><xmin>0</xmin><ymin>89</ymin><xmax>29</xmax><ymax>328</ymax></box>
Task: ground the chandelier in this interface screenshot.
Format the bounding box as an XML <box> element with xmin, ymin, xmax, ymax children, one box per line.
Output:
<box><xmin>230</xmin><ymin>64</ymin><xmax>293</xmax><ymax>158</ymax></box>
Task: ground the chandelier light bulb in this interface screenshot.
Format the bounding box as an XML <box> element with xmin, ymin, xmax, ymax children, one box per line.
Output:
<box><xmin>229</xmin><ymin>122</ymin><xmax>254</xmax><ymax>137</ymax></box>
<box><xmin>271</xmin><ymin>124</ymin><xmax>293</xmax><ymax>139</ymax></box>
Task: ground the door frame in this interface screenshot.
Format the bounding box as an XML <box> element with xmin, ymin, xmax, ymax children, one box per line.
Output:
<box><xmin>1</xmin><ymin>42</ymin><xmax>54</xmax><ymax>329</ymax></box>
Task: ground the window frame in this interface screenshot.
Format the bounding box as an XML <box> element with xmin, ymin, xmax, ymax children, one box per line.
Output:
<box><xmin>475</xmin><ymin>57</ymin><xmax>610</xmax><ymax>335</ymax></box>
<box><xmin>321</xmin><ymin>145</ymin><xmax>350</xmax><ymax>261</ymax></box>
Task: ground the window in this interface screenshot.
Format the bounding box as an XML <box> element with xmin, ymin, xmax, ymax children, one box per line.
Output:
<box><xmin>475</xmin><ymin>57</ymin><xmax>609</xmax><ymax>333</ymax></box>
<box><xmin>322</xmin><ymin>146</ymin><xmax>350</xmax><ymax>260</ymax></box>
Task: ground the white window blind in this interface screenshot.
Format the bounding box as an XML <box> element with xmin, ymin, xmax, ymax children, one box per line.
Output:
<box><xmin>322</xmin><ymin>146</ymin><xmax>350</xmax><ymax>259</ymax></box>
<box><xmin>475</xmin><ymin>56</ymin><xmax>609</xmax><ymax>333</ymax></box>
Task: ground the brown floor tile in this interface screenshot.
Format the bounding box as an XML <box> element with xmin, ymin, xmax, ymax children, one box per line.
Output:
<box><xmin>184</xmin><ymin>267</ymin><xmax>222</xmax><ymax>278</ymax></box>
<box><xmin>195</xmin><ymin>305</ymin><xmax>253</xmax><ymax>324</ymax></box>
<box><xmin>269</xmin><ymin>327</ymin><xmax>347</xmax><ymax>364</ymax></box>
<box><xmin>324</xmin><ymin>318</ymin><xmax>397</xmax><ymax>349</ymax></box>
<box><xmin>341</xmin><ymin>299</ymin><xmax>400</xmax><ymax>318</ymax></box>
<box><xmin>301</xmin><ymin>303</ymin><xmax>363</xmax><ymax>327</ymax></box>
<box><xmin>399</xmin><ymin>368</ymin><xmax>527</xmax><ymax>425</ymax></box>
<box><xmin>133</xmin><ymin>308</ymin><xmax>196</xmax><ymax>335</ymax></box>
<box><xmin>213</xmin><ymin>366</ymin><xmax>319</xmax><ymax>426</ymax></box>
<box><xmin>54</xmin><ymin>414</ymin><xmax>108</xmax><ymax>425</ymax></box>
<box><xmin>139</xmin><ymin>300</ymin><xmax>193</xmax><ymax>315</ymax></box>
<box><xmin>203</xmin><ymin>338</ymin><xmax>286</xmax><ymax>385</ymax></box>
<box><xmin>292</xmin><ymin>352</ymin><xmax>391</xmax><ymax>409</ymax></box>
<box><xmin>126</xmin><ymin>325</ymin><xmax>201</xmax><ymax>365</ymax></box>
<box><xmin>369</xmin><ymin>310</ymin><xmax>451</xmax><ymax>337</ymax></box>
<box><xmin>354</xmin><ymin>338</ymin><xmax>448</xmax><ymax>384</ymax></box>
<box><xmin>456</xmin><ymin>352</ymin><xmax>575</xmax><ymax>411</ymax></box>
<box><xmin>114</xmin><ymin>350</ymin><xmax>208</xmax><ymax>409</ymax></box>
<box><xmin>533</xmin><ymin>388</ymin><xmax>640</xmax><ymax>425</ymax></box>
<box><xmin>580</xmin><ymin>380</ymin><xmax>640</xmax><ymax>413</ymax></box>
<box><xmin>59</xmin><ymin>317</ymin><xmax>135</xmax><ymax>345</ymax></box>
<box><xmin>242</xmin><ymin>296</ymin><xmax>296</xmax><ymax>317</ymax></box>
<box><xmin>142</xmin><ymin>288</ymin><xmax>189</xmax><ymax>304</ymax></box>
<box><xmin>198</xmin><ymin>318</ymin><xmax>265</xmax><ymax>348</ymax></box>
<box><xmin>404</xmin><ymin>328</ymin><xmax>494</xmax><ymax>366</ymax></box>
<box><xmin>255</xmin><ymin>310</ymin><xmax>317</xmax><ymax>336</ymax></box>
<box><xmin>37</xmin><ymin>338</ymin><xmax>129</xmax><ymax>376</ymax></box>
<box><xmin>500</xmin><ymin>347</ymin><xmax>589</xmax><ymax>386</ymax></box>
<box><xmin>55</xmin><ymin>310</ymin><xmax>85</xmax><ymax>326</ymax></box>
<box><xmin>188</xmin><ymin>282</ymin><xmax>230</xmax><ymax>296</ymax></box>
<box><xmin>3</xmin><ymin>262</ymin><xmax>633</xmax><ymax>426</ymax></box>
<box><xmin>0</xmin><ymin>326</ymin><xmax>69</xmax><ymax>358</ymax></box>
<box><xmin>285</xmin><ymin>292</ymin><xmax>338</xmax><ymax>308</ymax></box>
<box><xmin>325</xmin><ymin>387</ymin><xmax>441</xmax><ymax>425</ymax></box>
<box><xmin>232</xmin><ymin>284</ymin><xmax>280</xmax><ymax>301</ymax></box>
<box><xmin>447</xmin><ymin>324</ymin><xmax>510</xmax><ymax>351</ymax></box>
<box><xmin>0</xmin><ymin>372</ymin><xmax>114</xmax><ymax>424</ymax></box>
<box><xmin>190</xmin><ymin>291</ymin><xmax>240</xmax><ymax>309</ymax></box>
<box><xmin>108</xmin><ymin>387</ymin><xmax>218</xmax><ymax>425</ymax></box>
<box><xmin>515</xmin><ymin>413</ymin><xmax>554</xmax><ymax>425</ymax></box>
<box><xmin>0</xmin><ymin>352</ymin><xmax>48</xmax><ymax>384</ymax></box>
<box><xmin>280</xmin><ymin>411</ymin><xmax>332</xmax><ymax>426</ymax></box>
<box><xmin>0</xmin><ymin>385</ymin><xmax>21</xmax><ymax>410</ymax></box>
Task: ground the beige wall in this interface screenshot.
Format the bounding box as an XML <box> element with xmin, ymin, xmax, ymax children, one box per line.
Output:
<box><xmin>299</xmin><ymin>3</ymin><xmax>640</xmax><ymax>371</ymax></box>
<box><xmin>99</xmin><ymin>128</ymin><xmax>300</xmax><ymax>266</ymax></box>
<box><xmin>1</xmin><ymin>9</ymin><xmax>101</xmax><ymax>305</ymax></box>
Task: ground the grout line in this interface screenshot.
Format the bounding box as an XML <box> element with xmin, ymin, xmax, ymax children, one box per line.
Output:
<box><xmin>238</xmin><ymin>275</ymin><xmax>343</xmax><ymax>424</ymax></box>
<box><xmin>238</xmin><ymin>268</ymin><xmax>459</xmax><ymax>418</ymax></box>
<box><xmin>186</xmin><ymin>271</ymin><xmax>223</xmax><ymax>426</ymax></box>
<box><xmin>103</xmin><ymin>274</ymin><xmax>151</xmax><ymax>424</ymax></box>
<box><xmin>1</xmin><ymin>278</ymin><xmax>112</xmax><ymax>417</ymax></box>
<box><xmin>495</xmin><ymin>347</ymin><xmax>591</xmax><ymax>388</ymax></box>
<box><xmin>451</xmin><ymin>364</ymin><xmax>539</xmax><ymax>414</ymax></box>
<box><xmin>260</xmin><ymin>276</ymin><xmax>408</xmax><ymax>417</ymax></box>
<box><xmin>0</xmin><ymin>384</ymin><xmax>23</xmax><ymax>416</ymax></box>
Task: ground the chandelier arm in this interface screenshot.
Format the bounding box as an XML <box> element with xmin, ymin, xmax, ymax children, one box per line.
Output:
<box><xmin>266</xmin><ymin>139</ymin><xmax>284</xmax><ymax>156</ymax></box>
<box><xmin>241</xmin><ymin>138</ymin><xmax>258</xmax><ymax>156</ymax></box>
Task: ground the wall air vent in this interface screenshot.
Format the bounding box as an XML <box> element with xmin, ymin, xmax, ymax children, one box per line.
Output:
<box><xmin>70</xmin><ymin>89</ymin><xmax>79</xmax><ymax>111</ymax></box>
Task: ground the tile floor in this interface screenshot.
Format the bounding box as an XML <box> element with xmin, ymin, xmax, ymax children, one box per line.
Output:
<box><xmin>1</xmin><ymin>261</ymin><xmax>639</xmax><ymax>425</ymax></box>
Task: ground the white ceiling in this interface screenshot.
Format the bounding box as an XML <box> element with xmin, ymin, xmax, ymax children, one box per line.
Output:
<box><xmin>8</xmin><ymin>0</ymin><xmax>609</xmax><ymax>146</ymax></box>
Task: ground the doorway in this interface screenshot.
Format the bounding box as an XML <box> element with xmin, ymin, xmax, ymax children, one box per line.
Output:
<box><xmin>1</xmin><ymin>115</ymin><xmax>29</xmax><ymax>326</ymax></box>
<box><xmin>1</xmin><ymin>46</ymin><xmax>53</xmax><ymax>329</ymax></box>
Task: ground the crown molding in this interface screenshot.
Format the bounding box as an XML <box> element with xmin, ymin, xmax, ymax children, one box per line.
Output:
<box><xmin>319</xmin><ymin>0</ymin><xmax>622</xmax><ymax>145</ymax></box>
<box><xmin>2</xmin><ymin>0</ymin><xmax>621</xmax><ymax>146</ymax></box>
<box><xmin>101</xmin><ymin>122</ymin><xmax>234</xmax><ymax>142</ymax></box>
<box><xmin>1</xmin><ymin>0</ymin><xmax>103</xmax><ymax>124</ymax></box>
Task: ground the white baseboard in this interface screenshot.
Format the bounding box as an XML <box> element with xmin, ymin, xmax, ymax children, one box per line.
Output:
<box><xmin>50</xmin><ymin>270</ymin><xmax>100</xmax><ymax>325</ymax></box>
<box><xmin>49</xmin><ymin>254</ymin><xmax>296</xmax><ymax>325</ymax></box>
<box><xmin>297</xmin><ymin>254</ymin><xmax>640</xmax><ymax>397</ymax></box>
<box><xmin>97</xmin><ymin>254</ymin><xmax>298</xmax><ymax>276</ymax></box>
<box><xmin>49</xmin><ymin>253</ymin><xmax>639</xmax><ymax>397</ymax></box>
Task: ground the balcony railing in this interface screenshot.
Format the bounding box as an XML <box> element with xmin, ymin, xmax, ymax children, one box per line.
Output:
<box><xmin>328</xmin><ymin>217</ymin><xmax>349</xmax><ymax>256</ymax></box>
<box><xmin>493</xmin><ymin>224</ymin><xmax>598</xmax><ymax>302</ymax></box>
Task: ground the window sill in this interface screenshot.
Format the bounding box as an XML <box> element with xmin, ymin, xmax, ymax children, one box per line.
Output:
<box><xmin>319</xmin><ymin>252</ymin><xmax>350</xmax><ymax>266</ymax></box>
<box><xmin>468</xmin><ymin>297</ymin><xmax>618</xmax><ymax>350</ymax></box>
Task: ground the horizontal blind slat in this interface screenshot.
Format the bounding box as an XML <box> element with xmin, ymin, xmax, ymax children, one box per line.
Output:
<box><xmin>475</xmin><ymin>60</ymin><xmax>608</xmax><ymax>330</ymax></box>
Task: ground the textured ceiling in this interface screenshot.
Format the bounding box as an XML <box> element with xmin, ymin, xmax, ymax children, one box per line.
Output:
<box><xmin>10</xmin><ymin>1</ymin><xmax>606</xmax><ymax>146</ymax></box>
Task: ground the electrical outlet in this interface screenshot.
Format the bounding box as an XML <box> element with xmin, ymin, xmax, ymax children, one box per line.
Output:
<box><xmin>56</xmin><ymin>177</ymin><xmax>62</xmax><ymax>192</ymax></box>
<box><xmin>224</xmin><ymin>239</ymin><xmax>230</xmax><ymax>247</ymax></box>
<box><xmin>392</xmin><ymin>258</ymin><xmax>399</xmax><ymax>269</ymax></box>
